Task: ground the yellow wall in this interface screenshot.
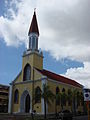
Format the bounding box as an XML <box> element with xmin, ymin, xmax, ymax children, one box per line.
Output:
<box><xmin>22</xmin><ymin>52</ymin><xmax>43</xmax><ymax>81</ymax></box>
<box><xmin>33</xmin><ymin>80</ymin><xmax>42</xmax><ymax>113</ymax></box>
<box><xmin>12</xmin><ymin>75</ymin><xmax>83</xmax><ymax>113</ymax></box>
<box><xmin>47</xmin><ymin>79</ymin><xmax>83</xmax><ymax>113</ymax></box>
<box><xmin>14</xmin><ymin>72</ymin><xmax>22</xmax><ymax>83</ymax></box>
<box><xmin>12</xmin><ymin>50</ymin><xmax>43</xmax><ymax>113</ymax></box>
<box><xmin>12</xmin><ymin>50</ymin><xmax>84</xmax><ymax>114</ymax></box>
<box><xmin>12</xmin><ymin>82</ymin><xmax>32</xmax><ymax>112</ymax></box>
<box><xmin>12</xmin><ymin>71</ymin><xmax>43</xmax><ymax>113</ymax></box>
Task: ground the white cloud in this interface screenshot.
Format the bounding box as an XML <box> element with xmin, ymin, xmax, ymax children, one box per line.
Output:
<box><xmin>0</xmin><ymin>0</ymin><xmax>90</xmax><ymax>62</ymax></box>
<box><xmin>0</xmin><ymin>0</ymin><xmax>90</xmax><ymax>88</ymax></box>
<box><xmin>63</xmin><ymin>62</ymin><xmax>90</xmax><ymax>88</ymax></box>
<box><xmin>0</xmin><ymin>0</ymin><xmax>90</xmax><ymax>87</ymax></box>
<box><xmin>0</xmin><ymin>0</ymin><xmax>34</xmax><ymax>47</ymax></box>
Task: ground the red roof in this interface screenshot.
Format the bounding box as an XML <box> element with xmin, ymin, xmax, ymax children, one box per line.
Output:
<box><xmin>36</xmin><ymin>69</ymin><xmax>82</xmax><ymax>88</ymax></box>
<box><xmin>28</xmin><ymin>11</ymin><xmax>39</xmax><ymax>36</ymax></box>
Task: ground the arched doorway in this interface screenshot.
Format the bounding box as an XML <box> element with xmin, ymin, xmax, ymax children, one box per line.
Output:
<box><xmin>25</xmin><ymin>94</ymin><xmax>30</xmax><ymax>113</ymax></box>
<box><xmin>20</xmin><ymin>90</ymin><xmax>31</xmax><ymax>113</ymax></box>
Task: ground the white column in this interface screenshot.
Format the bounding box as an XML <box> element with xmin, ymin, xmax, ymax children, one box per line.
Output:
<box><xmin>8</xmin><ymin>84</ymin><xmax>13</xmax><ymax>113</ymax></box>
<box><xmin>41</xmin><ymin>97</ymin><xmax>44</xmax><ymax>114</ymax></box>
<box><xmin>30</xmin><ymin>93</ymin><xmax>32</xmax><ymax>113</ymax></box>
<box><xmin>41</xmin><ymin>76</ymin><xmax>48</xmax><ymax>114</ymax></box>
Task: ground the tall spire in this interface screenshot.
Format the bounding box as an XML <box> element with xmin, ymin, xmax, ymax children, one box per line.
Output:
<box><xmin>28</xmin><ymin>10</ymin><xmax>39</xmax><ymax>36</ymax></box>
<box><xmin>28</xmin><ymin>10</ymin><xmax>39</xmax><ymax>51</ymax></box>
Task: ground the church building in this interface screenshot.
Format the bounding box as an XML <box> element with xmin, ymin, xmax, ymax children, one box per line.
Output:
<box><xmin>8</xmin><ymin>11</ymin><xmax>84</xmax><ymax>114</ymax></box>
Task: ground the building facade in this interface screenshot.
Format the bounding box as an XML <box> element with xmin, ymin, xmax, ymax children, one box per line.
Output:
<box><xmin>0</xmin><ymin>84</ymin><xmax>9</xmax><ymax>113</ymax></box>
<box><xmin>8</xmin><ymin>11</ymin><xmax>84</xmax><ymax>114</ymax></box>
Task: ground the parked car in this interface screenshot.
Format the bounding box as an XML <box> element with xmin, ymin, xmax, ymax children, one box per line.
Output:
<box><xmin>58</xmin><ymin>110</ymin><xmax>73</xmax><ymax>120</ymax></box>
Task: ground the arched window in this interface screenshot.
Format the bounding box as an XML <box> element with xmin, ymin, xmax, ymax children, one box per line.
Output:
<box><xmin>68</xmin><ymin>89</ymin><xmax>72</xmax><ymax>106</ymax></box>
<box><xmin>23</xmin><ymin>64</ymin><xmax>31</xmax><ymax>81</ymax></box>
<box><xmin>56</xmin><ymin>87</ymin><xmax>60</xmax><ymax>105</ymax></box>
<box><xmin>56</xmin><ymin>87</ymin><xmax>60</xmax><ymax>94</ymax></box>
<box><xmin>62</xmin><ymin>88</ymin><xmax>65</xmax><ymax>92</ymax></box>
<box><xmin>14</xmin><ymin>89</ymin><xmax>19</xmax><ymax>104</ymax></box>
<box><xmin>77</xmin><ymin>92</ymin><xmax>80</xmax><ymax>107</ymax></box>
<box><xmin>29</xmin><ymin>34</ymin><xmax>38</xmax><ymax>50</ymax></box>
<box><xmin>61</xmin><ymin>88</ymin><xmax>66</xmax><ymax>106</ymax></box>
<box><xmin>35</xmin><ymin>87</ymin><xmax>41</xmax><ymax>103</ymax></box>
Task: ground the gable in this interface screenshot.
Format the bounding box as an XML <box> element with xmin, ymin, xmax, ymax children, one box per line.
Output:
<box><xmin>12</xmin><ymin>71</ymin><xmax>22</xmax><ymax>84</ymax></box>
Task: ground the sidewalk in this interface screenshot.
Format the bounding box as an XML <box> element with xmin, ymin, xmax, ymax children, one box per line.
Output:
<box><xmin>73</xmin><ymin>115</ymin><xmax>88</xmax><ymax>120</ymax></box>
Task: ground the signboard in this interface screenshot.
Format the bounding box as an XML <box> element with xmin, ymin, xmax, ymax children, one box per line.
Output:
<box><xmin>83</xmin><ymin>88</ymin><xmax>90</xmax><ymax>101</ymax></box>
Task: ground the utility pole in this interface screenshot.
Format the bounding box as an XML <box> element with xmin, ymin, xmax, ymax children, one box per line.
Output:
<box><xmin>83</xmin><ymin>88</ymin><xmax>90</xmax><ymax>120</ymax></box>
<box><xmin>86</xmin><ymin>101</ymin><xmax>90</xmax><ymax>120</ymax></box>
<box><xmin>32</xmin><ymin>67</ymin><xmax>35</xmax><ymax>111</ymax></box>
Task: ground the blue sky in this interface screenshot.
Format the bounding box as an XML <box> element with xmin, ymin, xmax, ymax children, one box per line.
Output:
<box><xmin>0</xmin><ymin>39</ymin><xmax>83</xmax><ymax>85</ymax></box>
<box><xmin>0</xmin><ymin>0</ymin><xmax>90</xmax><ymax>87</ymax></box>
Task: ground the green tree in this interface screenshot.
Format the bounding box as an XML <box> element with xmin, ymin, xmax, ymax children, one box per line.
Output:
<box><xmin>42</xmin><ymin>84</ymin><xmax>55</xmax><ymax>119</ymax></box>
<box><xmin>67</xmin><ymin>89</ymin><xmax>83</xmax><ymax>115</ymax></box>
<box><xmin>79</xmin><ymin>92</ymin><xmax>84</xmax><ymax>106</ymax></box>
<box><xmin>79</xmin><ymin>92</ymin><xmax>84</xmax><ymax>113</ymax></box>
<box><xmin>61</xmin><ymin>91</ymin><xmax>67</xmax><ymax>110</ymax></box>
<box><xmin>67</xmin><ymin>89</ymin><xmax>73</xmax><ymax>110</ymax></box>
<box><xmin>55</xmin><ymin>92</ymin><xmax>61</xmax><ymax>116</ymax></box>
<box><xmin>72</xmin><ymin>89</ymin><xmax>78</xmax><ymax>115</ymax></box>
<box><xmin>34</xmin><ymin>84</ymin><xmax>55</xmax><ymax>119</ymax></box>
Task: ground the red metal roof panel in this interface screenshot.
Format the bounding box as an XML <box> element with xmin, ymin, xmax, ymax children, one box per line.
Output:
<box><xmin>36</xmin><ymin>68</ymin><xmax>82</xmax><ymax>88</ymax></box>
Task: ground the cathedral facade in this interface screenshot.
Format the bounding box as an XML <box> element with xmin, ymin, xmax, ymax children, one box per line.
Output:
<box><xmin>8</xmin><ymin>11</ymin><xmax>84</xmax><ymax>114</ymax></box>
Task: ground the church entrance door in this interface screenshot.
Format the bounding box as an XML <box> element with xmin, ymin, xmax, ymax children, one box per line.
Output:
<box><xmin>20</xmin><ymin>90</ymin><xmax>31</xmax><ymax>113</ymax></box>
<box><xmin>25</xmin><ymin>94</ymin><xmax>30</xmax><ymax>113</ymax></box>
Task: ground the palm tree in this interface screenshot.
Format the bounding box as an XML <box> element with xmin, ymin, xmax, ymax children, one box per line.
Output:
<box><xmin>67</xmin><ymin>89</ymin><xmax>73</xmax><ymax>110</ymax></box>
<box><xmin>42</xmin><ymin>84</ymin><xmax>55</xmax><ymax>119</ymax></box>
<box><xmin>61</xmin><ymin>91</ymin><xmax>67</xmax><ymax>110</ymax></box>
<box><xmin>79</xmin><ymin>92</ymin><xmax>84</xmax><ymax>106</ymax></box>
<box><xmin>72</xmin><ymin>89</ymin><xmax>78</xmax><ymax>115</ymax></box>
<box><xmin>77</xmin><ymin>92</ymin><xmax>81</xmax><ymax>108</ymax></box>
<box><xmin>34</xmin><ymin>84</ymin><xmax>55</xmax><ymax>119</ymax></box>
<box><xmin>77</xmin><ymin>92</ymin><xmax>85</xmax><ymax>112</ymax></box>
<box><xmin>55</xmin><ymin>92</ymin><xmax>61</xmax><ymax>116</ymax></box>
<box><xmin>67</xmin><ymin>89</ymin><xmax>82</xmax><ymax>115</ymax></box>
<box><xmin>55</xmin><ymin>87</ymin><xmax>61</xmax><ymax>115</ymax></box>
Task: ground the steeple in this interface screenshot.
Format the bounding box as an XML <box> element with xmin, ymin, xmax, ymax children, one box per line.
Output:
<box><xmin>28</xmin><ymin>10</ymin><xmax>39</xmax><ymax>51</ymax></box>
<box><xmin>28</xmin><ymin>11</ymin><xmax>39</xmax><ymax>36</ymax></box>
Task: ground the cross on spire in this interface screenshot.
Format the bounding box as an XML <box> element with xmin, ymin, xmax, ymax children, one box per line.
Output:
<box><xmin>34</xmin><ymin>8</ymin><xmax>36</xmax><ymax>12</ymax></box>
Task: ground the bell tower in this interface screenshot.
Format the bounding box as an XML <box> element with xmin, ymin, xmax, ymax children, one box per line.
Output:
<box><xmin>28</xmin><ymin>11</ymin><xmax>39</xmax><ymax>51</ymax></box>
<box><xmin>22</xmin><ymin>10</ymin><xmax>43</xmax><ymax>80</ymax></box>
